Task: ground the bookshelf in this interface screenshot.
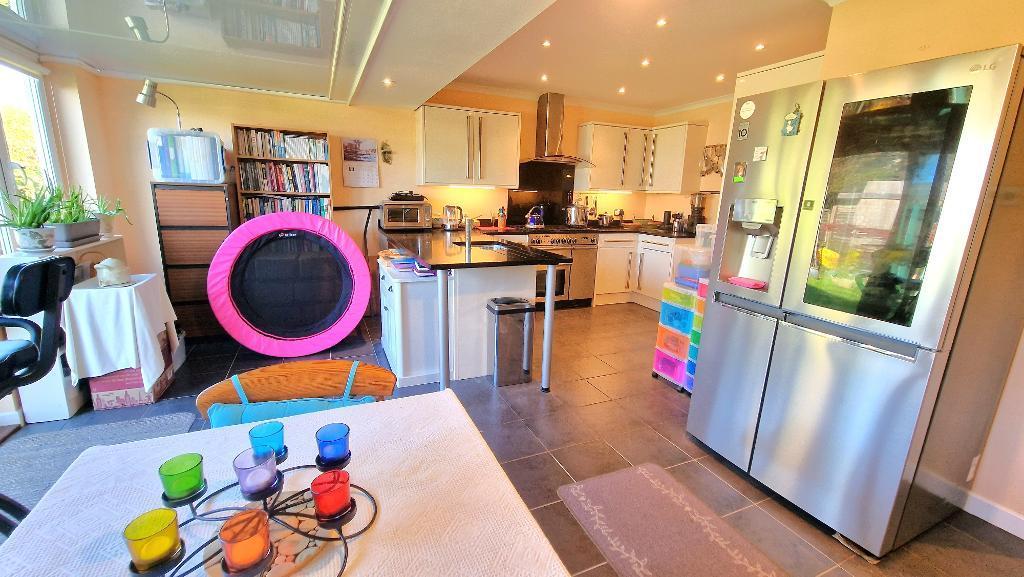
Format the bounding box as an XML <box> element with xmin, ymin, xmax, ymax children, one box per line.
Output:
<box><xmin>215</xmin><ymin>0</ymin><xmax>336</xmax><ymax>58</ymax></box>
<box><xmin>231</xmin><ymin>124</ymin><xmax>333</xmax><ymax>221</ymax></box>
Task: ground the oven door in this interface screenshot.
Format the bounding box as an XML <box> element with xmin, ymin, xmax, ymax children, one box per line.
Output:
<box><xmin>536</xmin><ymin>248</ymin><xmax>571</xmax><ymax>302</ymax></box>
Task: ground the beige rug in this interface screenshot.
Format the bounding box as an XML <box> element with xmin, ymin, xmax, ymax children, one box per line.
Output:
<box><xmin>559</xmin><ymin>464</ymin><xmax>787</xmax><ymax>577</ymax></box>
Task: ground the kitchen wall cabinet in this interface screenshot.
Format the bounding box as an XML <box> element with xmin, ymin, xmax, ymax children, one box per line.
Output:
<box><xmin>648</xmin><ymin>123</ymin><xmax>708</xmax><ymax>194</ymax></box>
<box><xmin>416</xmin><ymin>105</ymin><xmax>520</xmax><ymax>188</ymax></box>
<box><xmin>575</xmin><ymin>123</ymin><xmax>648</xmax><ymax>192</ymax></box>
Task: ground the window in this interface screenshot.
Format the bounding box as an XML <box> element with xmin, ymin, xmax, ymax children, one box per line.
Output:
<box><xmin>0</xmin><ymin>63</ymin><xmax>58</xmax><ymax>197</ymax></box>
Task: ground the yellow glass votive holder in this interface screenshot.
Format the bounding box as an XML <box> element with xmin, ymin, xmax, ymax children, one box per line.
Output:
<box><xmin>123</xmin><ymin>508</ymin><xmax>182</xmax><ymax>572</ymax></box>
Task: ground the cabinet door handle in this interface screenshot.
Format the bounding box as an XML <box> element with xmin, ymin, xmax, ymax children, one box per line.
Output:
<box><xmin>620</xmin><ymin>130</ymin><xmax>628</xmax><ymax>186</ymax></box>
<box><xmin>640</xmin><ymin>133</ymin><xmax>648</xmax><ymax>188</ymax></box>
<box><xmin>466</xmin><ymin>115</ymin><xmax>473</xmax><ymax>180</ymax></box>
<box><xmin>625</xmin><ymin>251</ymin><xmax>633</xmax><ymax>290</ymax></box>
<box><xmin>382</xmin><ymin>305</ymin><xmax>389</xmax><ymax>312</ymax></box>
<box><xmin>388</xmin><ymin>286</ymin><xmax>393</xmax><ymax>292</ymax></box>
<box><xmin>380</xmin><ymin>274</ymin><xmax>385</xmax><ymax>280</ymax></box>
<box><xmin>638</xmin><ymin>252</ymin><xmax>645</xmax><ymax>291</ymax></box>
<box><xmin>648</xmin><ymin>134</ymin><xmax>657</xmax><ymax>187</ymax></box>
<box><xmin>477</xmin><ymin>115</ymin><xmax>483</xmax><ymax>180</ymax></box>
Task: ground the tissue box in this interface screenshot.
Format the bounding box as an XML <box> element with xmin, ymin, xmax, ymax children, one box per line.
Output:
<box><xmin>88</xmin><ymin>331</ymin><xmax>175</xmax><ymax>410</ymax></box>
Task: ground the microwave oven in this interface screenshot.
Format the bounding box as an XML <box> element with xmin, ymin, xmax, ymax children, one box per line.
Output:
<box><xmin>379</xmin><ymin>201</ymin><xmax>432</xmax><ymax>230</ymax></box>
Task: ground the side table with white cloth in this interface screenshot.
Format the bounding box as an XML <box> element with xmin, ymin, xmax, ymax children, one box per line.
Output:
<box><xmin>0</xmin><ymin>238</ymin><xmax>130</xmax><ymax>424</ymax></box>
<box><xmin>62</xmin><ymin>273</ymin><xmax>178</xmax><ymax>397</ymax></box>
<box><xmin>0</xmin><ymin>390</ymin><xmax>572</xmax><ymax>577</ymax></box>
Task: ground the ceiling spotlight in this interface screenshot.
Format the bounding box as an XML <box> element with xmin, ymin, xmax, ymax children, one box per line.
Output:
<box><xmin>641</xmin><ymin>58</ymin><xmax>650</xmax><ymax>68</ymax></box>
<box><xmin>715</xmin><ymin>73</ymin><xmax>725</xmax><ymax>82</ymax></box>
<box><xmin>124</xmin><ymin>0</ymin><xmax>170</xmax><ymax>43</ymax></box>
<box><xmin>135</xmin><ymin>79</ymin><xmax>182</xmax><ymax>130</ymax></box>
<box><xmin>755</xmin><ymin>43</ymin><xmax>766</xmax><ymax>51</ymax></box>
<box><xmin>617</xmin><ymin>86</ymin><xmax>626</xmax><ymax>94</ymax></box>
<box><xmin>542</xmin><ymin>39</ymin><xmax>551</xmax><ymax>47</ymax></box>
<box><xmin>656</xmin><ymin>17</ymin><xmax>667</xmax><ymax>27</ymax></box>
<box><xmin>540</xmin><ymin>74</ymin><xmax>549</xmax><ymax>82</ymax></box>
<box><xmin>382</xmin><ymin>77</ymin><xmax>394</xmax><ymax>87</ymax></box>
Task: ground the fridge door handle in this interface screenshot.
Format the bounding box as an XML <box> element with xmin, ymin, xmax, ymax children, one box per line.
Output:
<box><xmin>783</xmin><ymin>313</ymin><xmax>921</xmax><ymax>361</ymax></box>
<box><xmin>716</xmin><ymin>292</ymin><xmax>784</xmax><ymax>321</ymax></box>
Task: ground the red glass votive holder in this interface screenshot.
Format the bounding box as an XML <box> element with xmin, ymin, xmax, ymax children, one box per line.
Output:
<box><xmin>310</xmin><ymin>470</ymin><xmax>351</xmax><ymax>519</ymax></box>
<box><xmin>219</xmin><ymin>510</ymin><xmax>271</xmax><ymax>572</ymax></box>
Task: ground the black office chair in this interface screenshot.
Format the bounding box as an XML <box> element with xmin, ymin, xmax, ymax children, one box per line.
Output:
<box><xmin>0</xmin><ymin>256</ymin><xmax>75</xmax><ymax>536</ymax></box>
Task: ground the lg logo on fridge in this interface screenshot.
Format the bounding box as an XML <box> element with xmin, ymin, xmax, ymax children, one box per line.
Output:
<box><xmin>970</xmin><ymin>63</ymin><xmax>997</xmax><ymax>72</ymax></box>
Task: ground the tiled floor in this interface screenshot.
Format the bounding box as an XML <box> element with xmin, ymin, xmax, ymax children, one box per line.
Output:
<box><xmin>3</xmin><ymin>304</ymin><xmax>1023</xmax><ymax>577</ymax></box>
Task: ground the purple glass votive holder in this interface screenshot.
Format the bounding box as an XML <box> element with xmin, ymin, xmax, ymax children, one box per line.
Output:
<box><xmin>233</xmin><ymin>446</ymin><xmax>278</xmax><ymax>496</ymax></box>
<box><xmin>315</xmin><ymin>423</ymin><xmax>350</xmax><ymax>463</ymax></box>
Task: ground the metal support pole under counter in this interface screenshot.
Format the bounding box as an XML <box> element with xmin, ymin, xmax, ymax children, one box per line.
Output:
<box><xmin>436</xmin><ymin>270</ymin><xmax>450</xmax><ymax>390</ymax></box>
<box><xmin>541</xmin><ymin>264</ymin><xmax>556</xmax><ymax>393</ymax></box>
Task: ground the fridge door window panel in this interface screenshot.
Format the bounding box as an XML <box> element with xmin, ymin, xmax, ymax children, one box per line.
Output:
<box><xmin>782</xmin><ymin>45</ymin><xmax>1020</xmax><ymax>349</ymax></box>
<box><xmin>749</xmin><ymin>322</ymin><xmax>937</xmax><ymax>556</ymax></box>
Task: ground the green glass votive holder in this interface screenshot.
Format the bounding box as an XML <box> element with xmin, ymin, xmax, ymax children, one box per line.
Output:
<box><xmin>158</xmin><ymin>453</ymin><xmax>205</xmax><ymax>501</ymax></box>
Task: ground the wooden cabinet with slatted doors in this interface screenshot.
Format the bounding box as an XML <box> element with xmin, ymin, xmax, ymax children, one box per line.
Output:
<box><xmin>152</xmin><ymin>181</ymin><xmax>240</xmax><ymax>337</ymax></box>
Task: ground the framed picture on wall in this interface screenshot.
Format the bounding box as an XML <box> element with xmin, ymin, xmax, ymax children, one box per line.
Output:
<box><xmin>700</xmin><ymin>143</ymin><xmax>727</xmax><ymax>192</ymax></box>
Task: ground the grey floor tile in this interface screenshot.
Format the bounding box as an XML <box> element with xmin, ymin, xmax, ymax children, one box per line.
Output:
<box><xmin>524</xmin><ymin>409</ymin><xmax>600</xmax><ymax>450</ymax></box>
<box><xmin>758</xmin><ymin>498</ymin><xmax>855</xmax><ymax>564</ymax></box>
<box><xmin>647</xmin><ymin>417</ymin><xmax>709</xmax><ymax>459</ymax></box>
<box><xmin>605</xmin><ymin>425</ymin><xmax>690</xmax><ymax>468</ymax></box>
<box><xmin>565</xmin><ymin>356</ymin><xmax>617</xmax><ymax>379</ymax></box>
<box><xmin>8</xmin><ymin>419</ymin><xmax>65</xmax><ymax>441</ymax></box>
<box><xmin>840</xmin><ymin>547</ymin><xmax>951</xmax><ymax>577</ymax></box>
<box><xmin>500</xmin><ymin>383</ymin><xmax>568</xmax><ymax>419</ymax></box>
<box><xmin>392</xmin><ymin>383</ymin><xmax>437</xmax><ymax>398</ymax></box>
<box><xmin>531</xmin><ymin>501</ymin><xmax>607</xmax><ymax>574</ymax></box>
<box><xmin>698</xmin><ymin>453</ymin><xmax>770</xmax><ymax>503</ymax></box>
<box><xmin>63</xmin><ymin>404</ymin><xmax>150</xmax><ymax>429</ymax></box>
<box><xmin>551</xmin><ymin>440</ymin><xmax>630</xmax><ymax>481</ymax></box>
<box><xmin>479</xmin><ymin>420</ymin><xmax>547</xmax><ymax>463</ymax></box>
<box><xmin>162</xmin><ymin>367</ymin><xmax>228</xmax><ymax>398</ymax></box>
<box><xmin>575</xmin><ymin>563</ymin><xmax>616</xmax><ymax>577</ymax></box>
<box><xmin>586</xmin><ymin>371</ymin><xmax>664</xmax><ymax>400</ymax></box>
<box><xmin>595</xmin><ymin>350</ymin><xmax>653</xmax><ymax>372</ymax></box>
<box><xmin>189</xmin><ymin>418</ymin><xmax>209</xmax><ymax>432</ymax></box>
<box><xmin>946</xmin><ymin>510</ymin><xmax>1024</xmax><ymax>559</ymax></box>
<box><xmin>724</xmin><ymin>506</ymin><xmax>836</xmax><ymax>577</ymax></box>
<box><xmin>501</xmin><ymin>453</ymin><xmax>574</xmax><ymax>509</ymax></box>
<box><xmin>144</xmin><ymin>396</ymin><xmax>201</xmax><ymax>419</ymax></box>
<box><xmin>904</xmin><ymin>520</ymin><xmax>1024</xmax><ymax>577</ymax></box>
<box><xmin>665</xmin><ymin>460</ymin><xmax>752</xmax><ymax>516</ymax></box>
<box><xmin>187</xmin><ymin>338</ymin><xmax>239</xmax><ymax>358</ymax></box>
<box><xmin>615</xmin><ymin>387</ymin><xmax>689</xmax><ymax>424</ymax></box>
<box><xmin>183</xmin><ymin>353</ymin><xmax>235</xmax><ymax>375</ymax></box>
<box><xmin>567</xmin><ymin>400</ymin><xmax>649</xmax><ymax>439</ymax></box>
<box><xmin>549</xmin><ymin>379</ymin><xmax>610</xmax><ymax>407</ymax></box>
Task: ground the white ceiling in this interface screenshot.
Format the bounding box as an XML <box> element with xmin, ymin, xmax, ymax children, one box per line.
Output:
<box><xmin>457</xmin><ymin>0</ymin><xmax>833</xmax><ymax>112</ymax></box>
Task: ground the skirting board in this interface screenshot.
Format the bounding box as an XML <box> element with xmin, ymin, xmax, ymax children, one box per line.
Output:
<box><xmin>593</xmin><ymin>291</ymin><xmax>661</xmax><ymax>311</ymax></box>
<box><xmin>0</xmin><ymin>410</ymin><xmax>23</xmax><ymax>427</ymax></box>
<box><xmin>963</xmin><ymin>490</ymin><xmax>1024</xmax><ymax>539</ymax></box>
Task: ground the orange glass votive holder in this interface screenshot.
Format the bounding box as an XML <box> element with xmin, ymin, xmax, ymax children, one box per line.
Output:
<box><xmin>219</xmin><ymin>510</ymin><xmax>271</xmax><ymax>572</ymax></box>
<box><xmin>123</xmin><ymin>508</ymin><xmax>182</xmax><ymax>571</ymax></box>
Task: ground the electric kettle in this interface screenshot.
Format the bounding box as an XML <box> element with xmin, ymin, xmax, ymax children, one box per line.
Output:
<box><xmin>441</xmin><ymin>205</ymin><xmax>464</xmax><ymax>231</ymax></box>
<box><xmin>525</xmin><ymin>206</ymin><xmax>544</xmax><ymax>229</ymax></box>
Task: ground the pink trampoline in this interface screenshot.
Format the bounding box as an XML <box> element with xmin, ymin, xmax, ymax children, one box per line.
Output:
<box><xmin>207</xmin><ymin>212</ymin><xmax>370</xmax><ymax>357</ymax></box>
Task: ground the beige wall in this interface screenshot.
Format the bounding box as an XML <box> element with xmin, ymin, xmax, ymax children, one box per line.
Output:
<box><xmin>825</xmin><ymin>0</ymin><xmax>1024</xmax><ymax>533</ymax></box>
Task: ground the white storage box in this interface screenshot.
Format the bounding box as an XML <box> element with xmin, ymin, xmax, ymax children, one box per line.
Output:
<box><xmin>147</xmin><ymin>128</ymin><xmax>226</xmax><ymax>183</ymax></box>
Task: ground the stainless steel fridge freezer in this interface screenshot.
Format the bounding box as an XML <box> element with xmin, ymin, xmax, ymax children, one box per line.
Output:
<box><xmin>689</xmin><ymin>44</ymin><xmax>1024</xmax><ymax>557</ymax></box>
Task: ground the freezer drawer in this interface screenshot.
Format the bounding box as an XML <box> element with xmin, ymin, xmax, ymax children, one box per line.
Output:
<box><xmin>687</xmin><ymin>296</ymin><xmax>779</xmax><ymax>470</ymax></box>
<box><xmin>749</xmin><ymin>321</ymin><xmax>936</xmax><ymax>556</ymax></box>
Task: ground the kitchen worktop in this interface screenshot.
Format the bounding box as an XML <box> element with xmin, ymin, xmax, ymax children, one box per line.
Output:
<box><xmin>380</xmin><ymin>228</ymin><xmax>572</xmax><ymax>270</ymax></box>
<box><xmin>478</xmin><ymin>224</ymin><xmax>696</xmax><ymax>239</ymax></box>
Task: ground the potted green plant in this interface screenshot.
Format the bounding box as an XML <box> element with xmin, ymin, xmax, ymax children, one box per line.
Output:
<box><xmin>46</xmin><ymin>184</ymin><xmax>101</xmax><ymax>246</ymax></box>
<box><xmin>93</xmin><ymin>196</ymin><xmax>131</xmax><ymax>239</ymax></box>
<box><xmin>0</xmin><ymin>186</ymin><xmax>58</xmax><ymax>252</ymax></box>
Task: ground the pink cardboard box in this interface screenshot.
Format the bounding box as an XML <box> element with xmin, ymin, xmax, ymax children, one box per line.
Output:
<box><xmin>88</xmin><ymin>331</ymin><xmax>175</xmax><ymax>410</ymax></box>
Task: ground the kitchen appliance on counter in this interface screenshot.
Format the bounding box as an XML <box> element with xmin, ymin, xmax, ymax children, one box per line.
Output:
<box><xmin>529</xmin><ymin>233</ymin><xmax>597</xmax><ymax>306</ymax></box>
<box><xmin>380</xmin><ymin>192</ymin><xmax>431</xmax><ymax>231</ymax></box>
<box><xmin>689</xmin><ymin>46</ymin><xmax>1024</xmax><ymax>557</ymax></box>
<box><xmin>685</xmin><ymin>193</ymin><xmax>708</xmax><ymax>234</ymax></box>
<box><xmin>565</xmin><ymin>203</ymin><xmax>587</xmax><ymax>227</ymax></box>
<box><xmin>525</xmin><ymin>206</ymin><xmax>545</xmax><ymax>229</ymax></box>
<box><xmin>441</xmin><ymin>205</ymin><xmax>464</xmax><ymax>231</ymax></box>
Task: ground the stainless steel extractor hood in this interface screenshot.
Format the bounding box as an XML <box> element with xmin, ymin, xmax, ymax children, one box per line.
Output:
<box><xmin>527</xmin><ymin>93</ymin><xmax>593</xmax><ymax>166</ymax></box>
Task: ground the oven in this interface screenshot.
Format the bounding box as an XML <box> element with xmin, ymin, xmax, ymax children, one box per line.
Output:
<box><xmin>536</xmin><ymin>250</ymin><xmax>571</xmax><ymax>302</ymax></box>
<box><xmin>379</xmin><ymin>201</ymin><xmax>432</xmax><ymax>230</ymax></box>
<box><xmin>530</xmin><ymin>233</ymin><xmax>598</xmax><ymax>304</ymax></box>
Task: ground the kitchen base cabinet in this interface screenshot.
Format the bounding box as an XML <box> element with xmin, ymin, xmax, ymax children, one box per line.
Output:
<box><xmin>635</xmin><ymin>237</ymin><xmax>675</xmax><ymax>309</ymax></box>
<box><xmin>594</xmin><ymin>234</ymin><xmax>637</xmax><ymax>305</ymax></box>
<box><xmin>379</xmin><ymin>261</ymin><xmax>439</xmax><ymax>387</ymax></box>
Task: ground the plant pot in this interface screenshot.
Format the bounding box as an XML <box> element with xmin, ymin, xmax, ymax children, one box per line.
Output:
<box><xmin>99</xmin><ymin>215</ymin><xmax>117</xmax><ymax>239</ymax></box>
<box><xmin>14</xmin><ymin>227</ymin><xmax>55</xmax><ymax>253</ymax></box>
<box><xmin>47</xmin><ymin>219</ymin><xmax>101</xmax><ymax>243</ymax></box>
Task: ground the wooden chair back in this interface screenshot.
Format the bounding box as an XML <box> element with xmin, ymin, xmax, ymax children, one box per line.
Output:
<box><xmin>195</xmin><ymin>359</ymin><xmax>397</xmax><ymax>419</ymax></box>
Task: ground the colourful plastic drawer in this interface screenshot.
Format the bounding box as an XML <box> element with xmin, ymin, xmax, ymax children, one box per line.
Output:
<box><xmin>662</xmin><ymin>285</ymin><xmax>697</xmax><ymax>309</ymax></box>
<box><xmin>656</xmin><ymin>325</ymin><xmax>690</xmax><ymax>359</ymax></box>
<box><xmin>682</xmin><ymin>373</ymin><xmax>695</xmax><ymax>392</ymax></box>
<box><xmin>653</xmin><ymin>349</ymin><xmax>687</xmax><ymax>384</ymax></box>
<box><xmin>696</xmin><ymin>298</ymin><xmax>705</xmax><ymax>315</ymax></box>
<box><xmin>693</xmin><ymin>315</ymin><xmax>703</xmax><ymax>331</ymax></box>
<box><xmin>688</xmin><ymin>342</ymin><xmax>700</xmax><ymax>362</ymax></box>
<box><xmin>660</xmin><ymin>302</ymin><xmax>693</xmax><ymax>334</ymax></box>
<box><xmin>697</xmin><ymin>279</ymin><xmax>709</xmax><ymax>299</ymax></box>
<box><xmin>686</xmin><ymin>359</ymin><xmax>697</xmax><ymax>376</ymax></box>
<box><xmin>691</xmin><ymin>329</ymin><xmax>701</xmax><ymax>346</ymax></box>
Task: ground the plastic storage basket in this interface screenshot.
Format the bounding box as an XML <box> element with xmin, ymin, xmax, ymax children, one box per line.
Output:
<box><xmin>147</xmin><ymin>128</ymin><xmax>226</xmax><ymax>183</ymax></box>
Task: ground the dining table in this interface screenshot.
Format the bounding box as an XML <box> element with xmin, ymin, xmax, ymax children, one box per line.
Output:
<box><xmin>0</xmin><ymin>390</ymin><xmax>571</xmax><ymax>577</ymax></box>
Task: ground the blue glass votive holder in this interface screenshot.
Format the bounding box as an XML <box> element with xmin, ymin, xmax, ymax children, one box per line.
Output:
<box><xmin>249</xmin><ymin>421</ymin><xmax>286</xmax><ymax>462</ymax></box>
<box><xmin>316</xmin><ymin>423</ymin><xmax>350</xmax><ymax>464</ymax></box>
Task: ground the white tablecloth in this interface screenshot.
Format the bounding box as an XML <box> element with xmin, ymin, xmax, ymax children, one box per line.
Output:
<box><xmin>63</xmin><ymin>273</ymin><xmax>178</xmax><ymax>391</ymax></box>
<box><xmin>0</xmin><ymin>391</ymin><xmax>570</xmax><ymax>577</ymax></box>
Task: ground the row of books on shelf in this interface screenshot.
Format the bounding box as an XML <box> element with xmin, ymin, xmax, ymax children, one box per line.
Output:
<box><xmin>235</xmin><ymin>127</ymin><xmax>328</xmax><ymax>160</ymax></box>
<box><xmin>239</xmin><ymin>160</ymin><xmax>330</xmax><ymax>194</ymax></box>
<box><xmin>251</xmin><ymin>0</ymin><xmax>321</xmax><ymax>13</ymax></box>
<box><xmin>223</xmin><ymin>7</ymin><xmax>322</xmax><ymax>49</ymax></box>
<box><xmin>243</xmin><ymin>196</ymin><xmax>330</xmax><ymax>219</ymax></box>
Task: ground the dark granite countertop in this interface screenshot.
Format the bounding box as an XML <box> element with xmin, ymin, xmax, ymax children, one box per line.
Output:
<box><xmin>478</xmin><ymin>224</ymin><xmax>696</xmax><ymax>239</ymax></box>
<box><xmin>381</xmin><ymin>228</ymin><xmax>572</xmax><ymax>270</ymax></box>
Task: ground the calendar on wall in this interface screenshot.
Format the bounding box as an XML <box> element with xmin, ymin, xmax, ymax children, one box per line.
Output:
<box><xmin>342</xmin><ymin>138</ymin><xmax>380</xmax><ymax>188</ymax></box>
